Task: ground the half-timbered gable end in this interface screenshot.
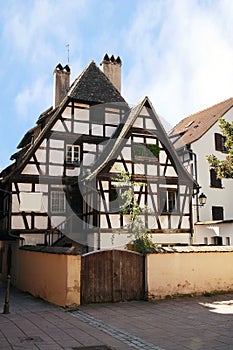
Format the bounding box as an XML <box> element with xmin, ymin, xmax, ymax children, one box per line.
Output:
<box><xmin>0</xmin><ymin>56</ymin><xmax>197</xmax><ymax>250</ymax></box>
<box><xmin>81</xmin><ymin>97</ymin><xmax>197</xmax><ymax>249</ymax></box>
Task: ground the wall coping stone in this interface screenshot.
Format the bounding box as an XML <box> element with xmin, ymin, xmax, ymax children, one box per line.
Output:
<box><xmin>152</xmin><ymin>245</ymin><xmax>233</xmax><ymax>254</ymax></box>
<box><xmin>19</xmin><ymin>245</ymin><xmax>81</xmax><ymax>255</ymax></box>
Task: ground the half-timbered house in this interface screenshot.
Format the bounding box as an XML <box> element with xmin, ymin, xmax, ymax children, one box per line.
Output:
<box><xmin>0</xmin><ymin>54</ymin><xmax>197</xmax><ymax>255</ymax></box>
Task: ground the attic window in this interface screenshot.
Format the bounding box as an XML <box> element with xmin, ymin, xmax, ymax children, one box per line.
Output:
<box><xmin>66</xmin><ymin>144</ymin><xmax>80</xmax><ymax>165</ymax></box>
<box><xmin>133</xmin><ymin>143</ymin><xmax>160</xmax><ymax>160</ymax></box>
<box><xmin>90</xmin><ymin>105</ymin><xmax>104</xmax><ymax>124</ymax></box>
<box><xmin>185</xmin><ymin>121</ymin><xmax>194</xmax><ymax>128</ymax></box>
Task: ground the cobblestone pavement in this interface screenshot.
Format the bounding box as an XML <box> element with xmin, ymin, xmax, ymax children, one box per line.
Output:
<box><xmin>0</xmin><ymin>280</ymin><xmax>233</xmax><ymax>350</ymax></box>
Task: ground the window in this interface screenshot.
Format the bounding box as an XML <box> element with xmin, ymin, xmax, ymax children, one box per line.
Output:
<box><xmin>109</xmin><ymin>185</ymin><xmax>131</xmax><ymax>213</ymax></box>
<box><xmin>66</xmin><ymin>145</ymin><xmax>80</xmax><ymax>165</ymax></box>
<box><xmin>212</xmin><ymin>206</ymin><xmax>224</xmax><ymax>220</ymax></box>
<box><xmin>226</xmin><ymin>237</ymin><xmax>230</xmax><ymax>245</ymax></box>
<box><xmin>160</xmin><ymin>189</ymin><xmax>178</xmax><ymax>213</ymax></box>
<box><xmin>90</xmin><ymin>105</ymin><xmax>104</xmax><ymax>124</ymax></box>
<box><xmin>109</xmin><ymin>185</ymin><xmax>119</xmax><ymax>213</ymax></box>
<box><xmin>212</xmin><ymin>236</ymin><xmax>223</xmax><ymax>245</ymax></box>
<box><xmin>51</xmin><ymin>191</ymin><xmax>66</xmax><ymax>213</ymax></box>
<box><xmin>215</xmin><ymin>133</ymin><xmax>227</xmax><ymax>152</ymax></box>
<box><xmin>133</xmin><ymin>143</ymin><xmax>160</xmax><ymax>160</ymax></box>
<box><xmin>210</xmin><ymin>169</ymin><xmax>222</xmax><ymax>188</ymax></box>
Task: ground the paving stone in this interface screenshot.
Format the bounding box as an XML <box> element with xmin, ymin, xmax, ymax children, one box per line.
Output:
<box><xmin>1</xmin><ymin>281</ymin><xmax>233</xmax><ymax>350</ymax></box>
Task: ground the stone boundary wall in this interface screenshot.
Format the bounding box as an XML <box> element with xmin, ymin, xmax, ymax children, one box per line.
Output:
<box><xmin>18</xmin><ymin>246</ymin><xmax>81</xmax><ymax>307</ymax></box>
<box><xmin>146</xmin><ymin>246</ymin><xmax>233</xmax><ymax>299</ymax></box>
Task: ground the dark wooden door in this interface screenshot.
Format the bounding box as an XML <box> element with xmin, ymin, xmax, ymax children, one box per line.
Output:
<box><xmin>81</xmin><ymin>250</ymin><xmax>144</xmax><ymax>304</ymax></box>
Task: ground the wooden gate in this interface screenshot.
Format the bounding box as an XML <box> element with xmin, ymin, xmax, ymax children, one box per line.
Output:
<box><xmin>81</xmin><ymin>250</ymin><xmax>145</xmax><ymax>304</ymax></box>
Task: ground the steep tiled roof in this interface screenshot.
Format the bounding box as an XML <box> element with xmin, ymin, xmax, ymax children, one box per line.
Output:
<box><xmin>69</xmin><ymin>61</ymin><xmax>125</xmax><ymax>104</ymax></box>
<box><xmin>170</xmin><ymin>98</ymin><xmax>233</xmax><ymax>149</ymax></box>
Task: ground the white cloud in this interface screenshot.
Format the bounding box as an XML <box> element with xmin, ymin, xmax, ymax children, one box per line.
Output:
<box><xmin>2</xmin><ymin>0</ymin><xmax>89</xmax><ymax>64</ymax></box>
<box><xmin>123</xmin><ymin>0</ymin><xmax>233</xmax><ymax>126</ymax></box>
<box><xmin>15</xmin><ymin>76</ymin><xmax>52</xmax><ymax>119</ymax></box>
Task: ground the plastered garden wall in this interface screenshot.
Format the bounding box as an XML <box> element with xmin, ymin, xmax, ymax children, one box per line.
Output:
<box><xmin>18</xmin><ymin>246</ymin><xmax>81</xmax><ymax>307</ymax></box>
<box><xmin>146</xmin><ymin>248</ymin><xmax>233</xmax><ymax>299</ymax></box>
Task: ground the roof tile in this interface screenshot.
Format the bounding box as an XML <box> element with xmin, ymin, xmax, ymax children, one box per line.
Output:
<box><xmin>69</xmin><ymin>61</ymin><xmax>125</xmax><ymax>104</ymax></box>
<box><xmin>170</xmin><ymin>97</ymin><xmax>233</xmax><ymax>148</ymax></box>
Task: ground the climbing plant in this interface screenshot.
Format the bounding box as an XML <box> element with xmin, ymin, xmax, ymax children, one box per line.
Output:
<box><xmin>113</xmin><ymin>171</ymin><xmax>157</xmax><ymax>254</ymax></box>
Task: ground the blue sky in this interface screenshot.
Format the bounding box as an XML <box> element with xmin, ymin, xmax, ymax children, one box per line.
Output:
<box><xmin>1</xmin><ymin>0</ymin><xmax>233</xmax><ymax>170</ymax></box>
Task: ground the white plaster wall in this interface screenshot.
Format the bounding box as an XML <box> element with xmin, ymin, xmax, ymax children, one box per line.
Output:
<box><xmin>194</xmin><ymin>223</ymin><xmax>233</xmax><ymax>245</ymax></box>
<box><xmin>192</xmin><ymin>110</ymin><xmax>233</xmax><ymax>223</ymax></box>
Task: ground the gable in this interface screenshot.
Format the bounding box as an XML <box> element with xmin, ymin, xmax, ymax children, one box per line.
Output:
<box><xmin>1</xmin><ymin>60</ymin><xmax>127</xmax><ymax>183</ymax></box>
<box><xmin>83</xmin><ymin>97</ymin><xmax>197</xmax><ymax>188</ymax></box>
<box><xmin>69</xmin><ymin>61</ymin><xmax>125</xmax><ymax>104</ymax></box>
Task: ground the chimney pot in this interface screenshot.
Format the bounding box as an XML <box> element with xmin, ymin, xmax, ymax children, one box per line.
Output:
<box><xmin>103</xmin><ymin>53</ymin><xmax>110</xmax><ymax>62</ymax></box>
<box><xmin>110</xmin><ymin>55</ymin><xmax>115</xmax><ymax>63</ymax></box>
<box><xmin>63</xmin><ymin>64</ymin><xmax>70</xmax><ymax>73</ymax></box>
<box><xmin>116</xmin><ymin>56</ymin><xmax>122</xmax><ymax>65</ymax></box>
<box><xmin>56</xmin><ymin>63</ymin><xmax>63</xmax><ymax>70</ymax></box>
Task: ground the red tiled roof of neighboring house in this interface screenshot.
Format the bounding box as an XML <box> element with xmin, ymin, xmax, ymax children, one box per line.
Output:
<box><xmin>170</xmin><ymin>97</ymin><xmax>233</xmax><ymax>149</ymax></box>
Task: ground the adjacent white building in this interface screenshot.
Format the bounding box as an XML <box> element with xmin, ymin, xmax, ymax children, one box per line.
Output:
<box><xmin>170</xmin><ymin>98</ymin><xmax>233</xmax><ymax>245</ymax></box>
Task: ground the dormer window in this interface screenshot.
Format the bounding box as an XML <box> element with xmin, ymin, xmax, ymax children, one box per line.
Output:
<box><xmin>185</xmin><ymin>120</ymin><xmax>194</xmax><ymax>128</ymax></box>
<box><xmin>66</xmin><ymin>144</ymin><xmax>80</xmax><ymax>165</ymax></box>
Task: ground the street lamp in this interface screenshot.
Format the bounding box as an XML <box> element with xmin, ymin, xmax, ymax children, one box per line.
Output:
<box><xmin>192</xmin><ymin>191</ymin><xmax>207</xmax><ymax>223</ymax></box>
<box><xmin>198</xmin><ymin>192</ymin><xmax>207</xmax><ymax>207</ymax></box>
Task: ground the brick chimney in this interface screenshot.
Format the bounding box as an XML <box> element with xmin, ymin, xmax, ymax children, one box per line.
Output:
<box><xmin>100</xmin><ymin>54</ymin><xmax>122</xmax><ymax>93</ymax></box>
<box><xmin>53</xmin><ymin>63</ymin><xmax>70</xmax><ymax>108</ymax></box>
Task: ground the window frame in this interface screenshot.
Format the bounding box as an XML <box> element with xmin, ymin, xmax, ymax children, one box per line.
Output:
<box><xmin>212</xmin><ymin>206</ymin><xmax>224</xmax><ymax>221</ymax></box>
<box><xmin>159</xmin><ymin>188</ymin><xmax>178</xmax><ymax>214</ymax></box>
<box><xmin>109</xmin><ymin>184</ymin><xmax>132</xmax><ymax>214</ymax></box>
<box><xmin>51</xmin><ymin>191</ymin><xmax>66</xmax><ymax>213</ymax></box>
<box><xmin>215</xmin><ymin>133</ymin><xmax>227</xmax><ymax>153</ymax></box>
<box><xmin>210</xmin><ymin>169</ymin><xmax>222</xmax><ymax>188</ymax></box>
<box><xmin>133</xmin><ymin>143</ymin><xmax>160</xmax><ymax>162</ymax></box>
<box><xmin>66</xmin><ymin>144</ymin><xmax>80</xmax><ymax>165</ymax></box>
<box><xmin>90</xmin><ymin>105</ymin><xmax>105</xmax><ymax>124</ymax></box>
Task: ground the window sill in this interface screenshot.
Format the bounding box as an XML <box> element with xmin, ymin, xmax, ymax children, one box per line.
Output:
<box><xmin>210</xmin><ymin>186</ymin><xmax>223</xmax><ymax>189</ymax></box>
<box><xmin>65</xmin><ymin>162</ymin><xmax>80</xmax><ymax>168</ymax></box>
<box><xmin>133</xmin><ymin>156</ymin><xmax>158</xmax><ymax>163</ymax></box>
